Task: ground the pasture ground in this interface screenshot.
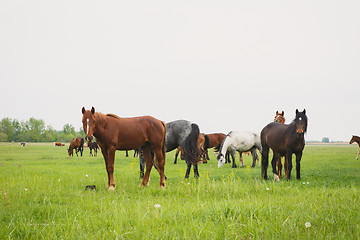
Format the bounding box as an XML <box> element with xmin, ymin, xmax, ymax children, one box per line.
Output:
<box><xmin>0</xmin><ymin>142</ymin><xmax>359</xmax><ymax>239</ymax></box>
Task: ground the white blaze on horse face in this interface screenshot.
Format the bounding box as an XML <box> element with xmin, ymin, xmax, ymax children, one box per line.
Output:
<box><xmin>86</xmin><ymin>119</ymin><xmax>89</xmax><ymax>135</ymax></box>
<box><xmin>218</xmin><ymin>155</ymin><xmax>225</xmax><ymax>168</ymax></box>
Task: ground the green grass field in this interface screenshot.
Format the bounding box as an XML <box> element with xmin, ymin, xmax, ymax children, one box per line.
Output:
<box><xmin>0</xmin><ymin>142</ymin><xmax>359</xmax><ymax>239</ymax></box>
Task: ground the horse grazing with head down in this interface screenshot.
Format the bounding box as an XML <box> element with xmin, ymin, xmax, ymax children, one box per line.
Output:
<box><xmin>68</xmin><ymin>137</ymin><xmax>84</xmax><ymax>157</ymax></box>
<box><xmin>203</xmin><ymin>133</ymin><xmax>227</xmax><ymax>160</ymax></box>
<box><xmin>349</xmin><ymin>135</ymin><xmax>360</xmax><ymax>160</ymax></box>
<box><xmin>261</xmin><ymin>109</ymin><xmax>307</xmax><ymax>181</ymax></box>
<box><xmin>82</xmin><ymin>107</ymin><xmax>166</xmax><ymax>190</ymax></box>
<box><xmin>217</xmin><ymin>131</ymin><xmax>262</xmax><ymax>168</ymax></box>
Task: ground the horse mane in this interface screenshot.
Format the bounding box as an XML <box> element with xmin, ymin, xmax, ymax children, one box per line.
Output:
<box><xmin>106</xmin><ymin>113</ymin><xmax>121</xmax><ymax>119</ymax></box>
<box><xmin>217</xmin><ymin>131</ymin><xmax>232</xmax><ymax>159</ymax></box>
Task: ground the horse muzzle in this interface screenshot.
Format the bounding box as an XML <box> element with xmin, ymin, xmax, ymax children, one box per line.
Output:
<box><xmin>85</xmin><ymin>136</ymin><xmax>93</xmax><ymax>143</ymax></box>
<box><xmin>296</xmin><ymin>130</ymin><xmax>304</xmax><ymax>138</ymax></box>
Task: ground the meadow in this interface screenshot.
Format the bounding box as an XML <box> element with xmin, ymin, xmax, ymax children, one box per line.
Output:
<box><xmin>0</xmin><ymin>142</ymin><xmax>359</xmax><ymax>239</ymax></box>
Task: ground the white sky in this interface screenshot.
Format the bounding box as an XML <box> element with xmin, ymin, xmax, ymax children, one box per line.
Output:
<box><xmin>1</xmin><ymin>1</ymin><xmax>359</xmax><ymax>141</ymax></box>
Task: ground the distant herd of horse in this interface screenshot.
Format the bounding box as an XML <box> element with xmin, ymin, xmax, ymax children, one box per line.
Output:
<box><xmin>52</xmin><ymin>107</ymin><xmax>358</xmax><ymax>190</ymax></box>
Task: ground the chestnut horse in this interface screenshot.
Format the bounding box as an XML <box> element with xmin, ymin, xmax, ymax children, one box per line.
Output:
<box><xmin>68</xmin><ymin>137</ymin><xmax>84</xmax><ymax>157</ymax></box>
<box><xmin>82</xmin><ymin>107</ymin><xmax>166</xmax><ymax>189</ymax></box>
<box><xmin>273</xmin><ymin>111</ymin><xmax>287</xmax><ymax>178</ymax></box>
<box><xmin>349</xmin><ymin>135</ymin><xmax>360</xmax><ymax>160</ymax></box>
<box><xmin>261</xmin><ymin>109</ymin><xmax>307</xmax><ymax>181</ymax></box>
<box><xmin>274</xmin><ymin>111</ymin><xmax>285</xmax><ymax>124</ymax></box>
<box><xmin>203</xmin><ymin>133</ymin><xmax>227</xmax><ymax>160</ymax></box>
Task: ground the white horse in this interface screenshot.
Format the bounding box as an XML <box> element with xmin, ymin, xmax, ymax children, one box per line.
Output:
<box><xmin>217</xmin><ymin>131</ymin><xmax>262</xmax><ymax>168</ymax></box>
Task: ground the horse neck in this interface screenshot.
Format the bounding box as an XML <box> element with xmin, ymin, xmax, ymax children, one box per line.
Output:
<box><xmin>352</xmin><ymin>136</ymin><xmax>360</xmax><ymax>145</ymax></box>
<box><xmin>219</xmin><ymin>135</ymin><xmax>231</xmax><ymax>156</ymax></box>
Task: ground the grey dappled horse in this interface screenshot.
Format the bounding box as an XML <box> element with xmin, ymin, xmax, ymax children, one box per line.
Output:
<box><xmin>140</xmin><ymin>120</ymin><xmax>202</xmax><ymax>178</ymax></box>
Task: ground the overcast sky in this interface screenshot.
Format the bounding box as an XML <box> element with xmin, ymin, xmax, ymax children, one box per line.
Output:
<box><xmin>1</xmin><ymin>1</ymin><xmax>359</xmax><ymax>141</ymax></box>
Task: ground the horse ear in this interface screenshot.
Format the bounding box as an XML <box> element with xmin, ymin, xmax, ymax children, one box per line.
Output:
<box><xmin>303</xmin><ymin>109</ymin><xmax>306</xmax><ymax>115</ymax></box>
<box><xmin>276</xmin><ymin>111</ymin><xmax>279</xmax><ymax>115</ymax></box>
<box><xmin>296</xmin><ymin>109</ymin><xmax>299</xmax><ymax>114</ymax></box>
<box><xmin>82</xmin><ymin>107</ymin><xmax>85</xmax><ymax>114</ymax></box>
<box><xmin>281</xmin><ymin>111</ymin><xmax>284</xmax><ymax>116</ymax></box>
<box><xmin>91</xmin><ymin>107</ymin><xmax>95</xmax><ymax>115</ymax></box>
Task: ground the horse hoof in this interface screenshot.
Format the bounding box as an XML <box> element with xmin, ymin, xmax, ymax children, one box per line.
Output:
<box><xmin>108</xmin><ymin>186</ymin><xmax>116</xmax><ymax>191</ymax></box>
<box><xmin>273</xmin><ymin>174</ymin><xmax>280</xmax><ymax>181</ymax></box>
<box><xmin>159</xmin><ymin>185</ymin><xmax>166</xmax><ymax>189</ymax></box>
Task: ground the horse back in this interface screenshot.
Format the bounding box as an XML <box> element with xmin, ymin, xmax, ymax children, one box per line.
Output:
<box><xmin>261</xmin><ymin>122</ymin><xmax>304</xmax><ymax>154</ymax></box>
<box><xmin>98</xmin><ymin>115</ymin><xmax>165</xmax><ymax>150</ymax></box>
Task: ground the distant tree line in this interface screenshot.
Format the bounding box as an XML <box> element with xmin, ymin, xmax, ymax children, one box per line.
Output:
<box><xmin>0</xmin><ymin>117</ymin><xmax>85</xmax><ymax>142</ymax></box>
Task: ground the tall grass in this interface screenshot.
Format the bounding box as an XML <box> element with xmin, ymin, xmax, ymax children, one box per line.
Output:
<box><xmin>0</xmin><ymin>143</ymin><xmax>359</xmax><ymax>239</ymax></box>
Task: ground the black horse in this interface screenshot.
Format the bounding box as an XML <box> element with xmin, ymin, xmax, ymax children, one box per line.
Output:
<box><xmin>261</xmin><ymin>109</ymin><xmax>308</xmax><ymax>181</ymax></box>
<box><xmin>140</xmin><ymin>120</ymin><xmax>201</xmax><ymax>178</ymax></box>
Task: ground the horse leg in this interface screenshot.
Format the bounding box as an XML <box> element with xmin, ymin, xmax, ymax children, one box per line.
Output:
<box><xmin>295</xmin><ymin>152</ymin><xmax>302</xmax><ymax>180</ymax></box>
<box><xmin>225</xmin><ymin>151</ymin><xmax>230</xmax><ymax>163</ymax></box>
<box><xmin>139</xmin><ymin>147</ymin><xmax>153</xmax><ymax>187</ymax></box>
<box><xmin>174</xmin><ymin>148</ymin><xmax>180</xmax><ymax>164</ymax></box>
<box><xmin>185</xmin><ymin>162</ymin><xmax>192</xmax><ymax>178</ymax></box>
<box><xmin>90</xmin><ymin>148</ymin><xmax>92</xmax><ymax>156</ymax></box>
<box><xmin>239</xmin><ymin>152</ymin><xmax>244</xmax><ymax>167</ymax></box>
<box><xmin>286</xmin><ymin>153</ymin><xmax>293</xmax><ymax>180</ymax></box>
<box><xmin>251</xmin><ymin>148</ymin><xmax>259</xmax><ymax>167</ymax></box>
<box><xmin>231</xmin><ymin>151</ymin><xmax>237</xmax><ymax>168</ymax></box>
<box><xmin>139</xmin><ymin>149</ymin><xmax>145</xmax><ymax>178</ymax></box>
<box><xmin>271</xmin><ymin>152</ymin><xmax>280</xmax><ymax>181</ymax></box>
<box><xmin>261</xmin><ymin>146</ymin><xmax>269</xmax><ymax>180</ymax></box>
<box><xmin>202</xmin><ymin>150</ymin><xmax>208</xmax><ymax>164</ymax></box>
<box><xmin>106</xmin><ymin>147</ymin><xmax>116</xmax><ymax>190</ymax></box>
<box><xmin>205</xmin><ymin>149</ymin><xmax>210</xmax><ymax>160</ymax></box>
<box><xmin>277</xmin><ymin>155</ymin><xmax>282</xmax><ymax>179</ymax></box>
<box><xmin>125</xmin><ymin>150</ymin><xmax>129</xmax><ymax>157</ymax></box>
<box><xmin>193</xmin><ymin>164</ymin><xmax>199</xmax><ymax>178</ymax></box>
<box><xmin>356</xmin><ymin>148</ymin><xmax>360</xmax><ymax>160</ymax></box>
<box><xmin>153</xmin><ymin>148</ymin><xmax>166</xmax><ymax>188</ymax></box>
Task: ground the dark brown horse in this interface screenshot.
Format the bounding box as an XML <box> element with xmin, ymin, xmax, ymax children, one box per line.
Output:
<box><xmin>203</xmin><ymin>133</ymin><xmax>227</xmax><ymax>160</ymax></box>
<box><xmin>68</xmin><ymin>137</ymin><xmax>84</xmax><ymax>157</ymax></box>
<box><xmin>261</xmin><ymin>109</ymin><xmax>307</xmax><ymax>181</ymax></box>
<box><xmin>82</xmin><ymin>107</ymin><xmax>166</xmax><ymax>189</ymax></box>
<box><xmin>349</xmin><ymin>135</ymin><xmax>360</xmax><ymax>160</ymax></box>
<box><xmin>88</xmin><ymin>142</ymin><xmax>99</xmax><ymax>156</ymax></box>
<box><xmin>273</xmin><ymin>111</ymin><xmax>286</xmax><ymax>178</ymax></box>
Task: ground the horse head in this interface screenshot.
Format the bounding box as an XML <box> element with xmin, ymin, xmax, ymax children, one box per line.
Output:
<box><xmin>82</xmin><ymin>106</ymin><xmax>96</xmax><ymax>143</ymax></box>
<box><xmin>217</xmin><ymin>153</ymin><xmax>226</xmax><ymax>167</ymax></box>
<box><xmin>295</xmin><ymin>109</ymin><xmax>307</xmax><ymax>138</ymax></box>
<box><xmin>274</xmin><ymin>111</ymin><xmax>285</xmax><ymax>123</ymax></box>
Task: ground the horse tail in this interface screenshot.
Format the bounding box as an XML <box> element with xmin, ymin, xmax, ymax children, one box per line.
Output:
<box><xmin>183</xmin><ymin>123</ymin><xmax>201</xmax><ymax>165</ymax></box>
<box><xmin>161</xmin><ymin>121</ymin><xmax>167</xmax><ymax>157</ymax></box>
<box><xmin>203</xmin><ymin>134</ymin><xmax>210</xmax><ymax>151</ymax></box>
